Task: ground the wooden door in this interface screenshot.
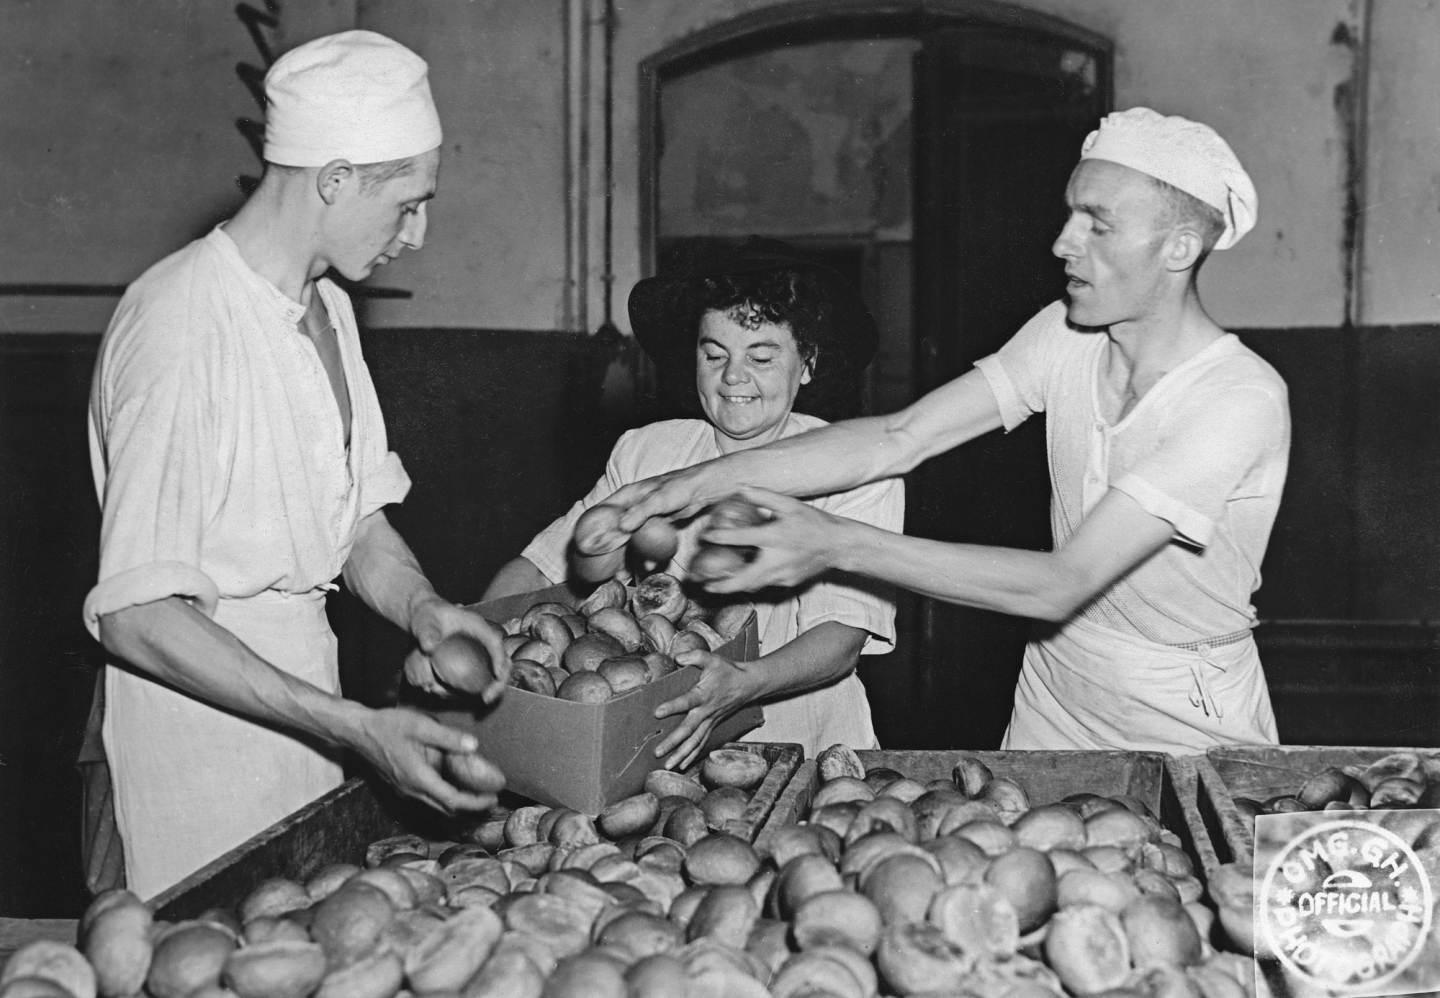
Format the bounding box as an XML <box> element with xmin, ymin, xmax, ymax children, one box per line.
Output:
<box><xmin>900</xmin><ymin>27</ymin><xmax>1108</xmax><ymax>747</ymax></box>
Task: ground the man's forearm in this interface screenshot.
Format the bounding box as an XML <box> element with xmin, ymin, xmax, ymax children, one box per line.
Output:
<box><xmin>102</xmin><ymin>594</ymin><xmax>496</xmax><ymax>815</ymax></box>
<box><xmin>610</xmin><ymin>369</ymin><xmax>1004</xmax><ymax>544</ymax></box>
<box><xmin>750</xmin><ymin>622</ymin><xmax>866</xmax><ymax>701</ymax></box>
<box><xmin>688</xmin><ymin>369</ymin><xmax>1005</xmax><ymax>502</ymax></box>
<box><xmin>343</xmin><ymin>510</ymin><xmax>440</xmax><ymax>631</ymax></box>
<box><xmin>680</xmin><ymin>417</ymin><xmax>912</xmax><ymax>505</ymax></box>
<box><xmin>822</xmin><ymin>488</ymin><xmax>1176</xmax><ymax>622</ymax></box>
<box><xmin>99</xmin><ymin>596</ymin><xmax>368</xmax><ymax>749</ymax></box>
<box><xmin>830</xmin><ymin>520</ymin><xmax>1098</xmax><ymax>622</ymax></box>
<box><xmin>712</xmin><ymin>486</ymin><xmax>1174</xmax><ymax>624</ymax></box>
<box><xmin>346</xmin><ymin>509</ymin><xmax>512</xmax><ymax>701</ymax></box>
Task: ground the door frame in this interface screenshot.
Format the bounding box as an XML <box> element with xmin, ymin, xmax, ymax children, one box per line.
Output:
<box><xmin>636</xmin><ymin>0</ymin><xmax>1112</xmax><ymax>277</ymax></box>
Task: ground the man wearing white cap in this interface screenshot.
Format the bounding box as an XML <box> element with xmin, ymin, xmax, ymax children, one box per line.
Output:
<box><xmin>85</xmin><ymin>31</ymin><xmax>508</xmax><ymax>897</ymax></box>
<box><xmin>591</xmin><ymin>108</ymin><xmax>1289</xmax><ymax>754</ymax></box>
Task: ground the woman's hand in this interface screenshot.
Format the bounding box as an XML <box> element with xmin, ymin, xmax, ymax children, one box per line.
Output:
<box><xmin>701</xmin><ymin>486</ymin><xmax>845</xmax><ymax>592</ymax></box>
<box><xmin>404</xmin><ymin>596</ymin><xmax>512</xmax><ymax>702</ymax></box>
<box><xmin>653</xmin><ymin>649</ymin><xmax>768</xmax><ymax>770</ymax></box>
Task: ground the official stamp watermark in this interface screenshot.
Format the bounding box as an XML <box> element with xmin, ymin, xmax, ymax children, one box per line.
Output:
<box><xmin>1256</xmin><ymin>811</ymin><xmax>1440</xmax><ymax>998</ymax></box>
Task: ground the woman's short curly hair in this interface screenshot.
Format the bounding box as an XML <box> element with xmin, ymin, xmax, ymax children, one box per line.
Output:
<box><xmin>663</xmin><ymin>268</ymin><xmax>865</xmax><ymax>423</ymax></box>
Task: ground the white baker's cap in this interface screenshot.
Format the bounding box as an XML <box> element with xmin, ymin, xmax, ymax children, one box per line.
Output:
<box><xmin>263</xmin><ymin>30</ymin><xmax>442</xmax><ymax>168</ymax></box>
<box><xmin>1080</xmin><ymin>107</ymin><xmax>1257</xmax><ymax>250</ymax></box>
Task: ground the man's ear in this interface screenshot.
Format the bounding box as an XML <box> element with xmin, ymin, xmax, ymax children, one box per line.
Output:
<box><xmin>1163</xmin><ymin>225</ymin><xmax>1206</xmax><ymax>275</ymax></box>
<box><xmin>800</xmin><ymin>349</ymin><xmax>816</xmax><ymax>386</ymax></box>
<box><xmin>316</xmin><ymin>159</ymin><xmax>357</xmax><ymax>206</ymax></box>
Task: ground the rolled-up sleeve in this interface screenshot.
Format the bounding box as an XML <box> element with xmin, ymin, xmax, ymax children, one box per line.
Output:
<box><xmin>84</xmin><ymin>562</ymin><xmax>219</xmax><ymax>637</ymax></box>
<box><xmin>84</xmin><ymin>307</ymin><xmax>221</xmax><ymax>639</ymax></box>
<box><xmin>798</xmin><ymin>476</ymin><xmax>906</xmax><ymax>655</ymax></box>
<box><xmin>1111</xmin><ymin>384</ymin><xmax>1288</xmax><ymax>550</ymax></box>
<box><xmin>349</xmin><ymin>334</ymin><xmax>412</xmax><ymax>518</ymax></box>
<box><xmin>974</xmin><ymin>301</ymin><xmax>1069</xmax><ymax>433</ymax></box>
<box><xmin>359</xmin><ymin>450</ymin><xmax>412</xmax><ymax>520</ymax></box>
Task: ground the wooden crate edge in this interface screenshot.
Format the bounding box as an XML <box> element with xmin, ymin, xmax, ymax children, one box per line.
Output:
<box><xmin>755</xmin><ymin>759</ymin><xmax>819</xmax><ymax>856</ymax></box>
<box><xmin>157</xmin><ymin>742</ymin><xmax>804</xmax><ymax>920</ymax></box>
<box><xmin>1192</xmin><ymin>751</ymin><xmax>1254</xmax><ymax>867</ymax></box>
<box><xmin>1200</xmin><ymin>744</ymin><xmax>1440</xmax><ymax>871</ymax></box>
<box><xmin>151</xmin><ymin>777</ymin><xmax>404</xmax><ymax>919</ymax></box>
<box><xmin>1161</xmin><ymin>755</ymin><xmax>1222</xmax><ymax>881</ymax></box>
<box><xmin>756</xmin><ymin>750</ymin><xmax>1183</xmax><ymax>855</ymax></box>
<box><xmin>719</xmin><ymin>742</ymin><xmax>804</xmax><ymax>843</ymax></box>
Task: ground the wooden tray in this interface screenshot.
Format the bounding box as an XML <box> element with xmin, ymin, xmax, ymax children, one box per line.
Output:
<box><xmin>1199</xmin><ymin>744</ymin><xmax>1440</xmax><ymax>866</ymax></box>
<box><xmin>756</xmin><ymin>749</ymin><xmax>1196</xmax><ymax>866</ymax></box>
<box><xmin>150</xmin><ymin>742</ymin><xmax>801</xmax><ymax>920</ymax></box>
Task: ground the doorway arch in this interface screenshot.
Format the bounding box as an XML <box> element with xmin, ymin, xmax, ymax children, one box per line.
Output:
<box><xmin>637</xmin><ymin>0</ymin><xmax>1112</xmax><ymax>275</ymax></box>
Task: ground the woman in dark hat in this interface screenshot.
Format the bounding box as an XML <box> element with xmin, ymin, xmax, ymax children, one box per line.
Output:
<box><xmin>483</xmin><ymin>237</ymin><xmax>904</xmax><ymax>766</ymax></box>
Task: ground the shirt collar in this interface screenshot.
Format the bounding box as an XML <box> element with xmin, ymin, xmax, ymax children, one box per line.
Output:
<box><xmin>206</xmin><ymin>225</ymin><xmax>309</xmax><ymax>325</ymax></box>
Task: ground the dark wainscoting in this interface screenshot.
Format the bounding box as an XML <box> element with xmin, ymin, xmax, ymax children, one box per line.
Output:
<box><xmin>1</xmin><ymin>322</ymin><xmax>1438</xmax><ymax>915</ymax></box>
<box><xmin>0</xmin><ymin>334</ymin><xmax>105</xmax><ymax>919</ymax></box>
<box><xmin>1257</xmin><ymin>620</ymin><xmax>1440</xmax><ymax>746</ymax></box>
<box><xmin>326</xmin><ymin>328</ymin><xmax>625</xmax><ymax>706</ymax></box>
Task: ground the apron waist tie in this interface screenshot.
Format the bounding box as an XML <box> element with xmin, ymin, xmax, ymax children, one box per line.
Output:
<box><xmin>1186</xmin><ymin>658</ymin><xmax>1223</xmax><ymax>720</ymax></box>
<box><xmin>1168</xmin><ymin>628</ymin><xmax>1251</xmax><ymax>721</ymax></box>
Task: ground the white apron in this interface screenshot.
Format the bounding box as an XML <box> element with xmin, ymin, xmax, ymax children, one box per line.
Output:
<box><xmin>1001</xmin><ymin>615</ymin><xmax>1279</xmax><ymax>754</ymax></box>
<box><xmin>102</xmin><ymin>589</ymin><xmax>344</xmax><ymax>901</ymax></box>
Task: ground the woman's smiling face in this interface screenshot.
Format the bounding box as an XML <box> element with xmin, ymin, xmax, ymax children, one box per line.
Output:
<box><xmin>695</xmin><ymin>307</ymin><xmax>813</xmax><ymax>451</ymax></box>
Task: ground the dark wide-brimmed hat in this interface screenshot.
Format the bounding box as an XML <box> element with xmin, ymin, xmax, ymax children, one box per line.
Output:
<box><xmin>628</xmin><ymin>236</ymin><xmax>879</xmax><ymax>374</ymax></box>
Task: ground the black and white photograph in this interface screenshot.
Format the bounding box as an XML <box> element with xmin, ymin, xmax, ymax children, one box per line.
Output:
<box><xmin>2</xmin><ymin>2</ymin><xmax>1438</xmax><ymax>996</ymax></box>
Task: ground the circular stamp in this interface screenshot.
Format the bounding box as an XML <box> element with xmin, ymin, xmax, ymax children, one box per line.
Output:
<box><xmin>1260</xmin><ymin>819</ymin><xmax>1433</xmax><ymax>993</ymax></box>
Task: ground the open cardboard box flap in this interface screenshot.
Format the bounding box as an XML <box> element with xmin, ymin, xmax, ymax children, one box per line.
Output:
<box><xmin>435</xmin><ymin>584</ymin><xmax>762</xmax><ymax>813</ymax></box>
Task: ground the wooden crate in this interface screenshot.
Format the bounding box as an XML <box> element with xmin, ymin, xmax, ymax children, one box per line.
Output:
<box><xmin>0</xmin><ymin>919</ymin><xmax>79</xmax><ymax>967</ymax></box>
<box><xmin>150</xmin><ymin>743</ymin><xmax>800</xmax><ymax>921</ymax></box>
<box><xmin>150</xmin><ymin>777</ymin><xmax>412</xmax><ymax>920</ymax></box>
<box><xmin>1165</xmin><ymin>754</ymin><xmax>1233</xmax><ymax>879</ymax></box>
<box><xmin>756</xmin><ymin>749</ymin><xmax>1197</xmax><ymax>866</ymax></box>
<box><xmin>1198</xmin><ymin>744</ymin><xmax>1440</xmax><ymax>866</ymax></box>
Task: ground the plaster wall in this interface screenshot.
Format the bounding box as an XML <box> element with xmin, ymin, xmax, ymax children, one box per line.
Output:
<box><xmin>1</xmin><ymin>0</ymin><xmax>1433</xmax><ymax>332</ymax></box>
<box><xmin>353</xmin><ymin>1</ymin><xmax>573</xmax><ymax>330</ymax></box>
<box><xmin>0</xmin><ymin>0</ymin><xmax>264</xmax><ymax>332</ymax></box>
<box><xmin>1359</xmin><ymin>0</ymin><xmax>1440</xmax><ymax>325</ymax></box>
<box><xmin>0</xmin><ymin>0</ymin><xmax>569</xmax><ymax>332</ymax></box>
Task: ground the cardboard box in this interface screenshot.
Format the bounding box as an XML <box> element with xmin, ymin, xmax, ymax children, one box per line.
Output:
<box><xmin>436</xmin><ymin>584</ymin><xmax>762</xmax><ymax>814</ymax></box>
